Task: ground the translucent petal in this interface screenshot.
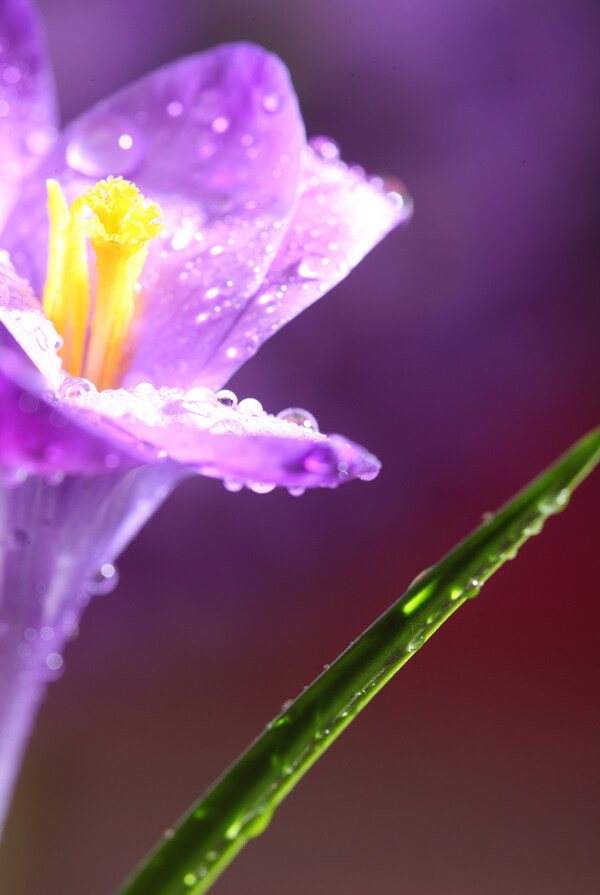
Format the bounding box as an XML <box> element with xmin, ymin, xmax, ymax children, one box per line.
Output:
<box><xmin>0</xmin><ymin>0</ymin><xmax>57</xmax><ymax>232</ymax></box>
<box><xmin>2</xmin><ymin>43</ymin><xmax>305</xmax><ymax>388</ymax></box>
<box><xmin>195</xmin><ymin>145</ymin><xmax>413</xmax><ymax>388</ymax></box>
<box><xmin>57</xmin><ymin>384</ymin><xmax>382</xmax><ymax>489</ymax></box>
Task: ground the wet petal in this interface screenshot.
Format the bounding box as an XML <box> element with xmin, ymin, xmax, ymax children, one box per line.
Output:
<box><xmin>0</xmin><ymin>324</ymin><xmax>146</xmax><ymax>475</ymax></box>
<box><xmin>195</xmin><ymin>143</ymin><xmax>413</xmax><ymax>389</ymax></box>
<box><xmin>1</xmin><ymin>261</ymin><xmax>379</xmax><ymax>487</ymax></box>
<box><xmin>0</xmin><ymin>0</ymin><xmax>57</xmax><ymax>232</ymax></box>
<box><xmin>62</xmin><ymin>385</ymin><xmax>382</xmax><ymax>489</ymax></box>
<box><xmin>3</xmin><ymin>44</ymin><xmax>305</xmax><ymax>375</ymax></box>
<box><xmin>0</xmin><ymin>249</ymin><xmax>62</xmax><ymax>389</ymax></box>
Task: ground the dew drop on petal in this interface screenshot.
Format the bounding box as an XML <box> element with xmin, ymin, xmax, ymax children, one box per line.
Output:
<box><xmin>223</xmin><ymin>477</ymin><xmax>244</xmax><ymax>493</ymax></box>
<box><xmin>276</xmin><ymin>407</ymin><xmax>319</xmax><ymax>432</ymax></box>
<box><xmin>45</xmin><ymin>652</ymin><xmax>63</xmax><ymax>672</ymax></box>
<box><xmin>216</xmin><ymin>389</ymin><xmax>237</xmax><ymax>408</ymax></box>
<box><xmin>309</xmin><ymin>136</ymin><xmax>341</xmax><ymax>160</ymax></box>
<box><xmin>66</xmin><ymin>115</ymin><xmax>146</xmax><ymax>177</ymax></box>
<box><xmin>262</xmin><ymin>91</ymin><xmax>283</xmax><ymax>113</ymax></box>
<box><xmin>2</xmin><ymin>468</ymin><xmax>28</xmax><ymax>488</ymax></box>
<box><xmin>166</xmin><ymin>101</ymin><xmax>183</xmax><ymax>118</ymax></box>
<box><xmin>247</xmin><ymin>481</ymin><xmax>277</xmax><ymax>494</ymax></box>
<box><xmin>58</xmin><ymin>377</ymin><xmax>97</xmax><ymax>400</ymax></box>
<box><xmin>288</xmin><ymin>486</ymin><xmax>306</xmax><ymax>497</ymax></box>
<box><xmin>238</xmin><ymin>397</ymin><xmax>263</xmax><ymax>417</ymax></box>
<box><xmin>184</xmin><ymin>386</ymin><xmax>218</xmax><ymax>408</ymax></box>
<box><xmin>303</xmin><ymin>443</ymin><xmax>334</xmax><ymax>475</ymax></box>
<box><xmin>211</xmin><ymin>116</ymin><xmax>230</xmax><ymax>134</ymax></box>
<box><xmin>87</xmin><ymin>563</ymin><xmax>119</xmax><ymax>596</ymax></box>
<box><xmin>296</xmin><ymin>256</ymin><xmax>327</xmax><ymax>279</ymax></box>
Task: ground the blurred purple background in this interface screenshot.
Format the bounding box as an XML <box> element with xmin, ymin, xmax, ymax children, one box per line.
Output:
<box><xmin>2</xmin><ymin>1</ymin><xmax>599</xmax><ymax>893</ymax></box>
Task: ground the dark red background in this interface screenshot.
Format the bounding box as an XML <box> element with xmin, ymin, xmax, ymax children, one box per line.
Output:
<box><xmin>2</xmin><ymin>1</ymin><xmax>599</xmax><ymax>893</ymax></box>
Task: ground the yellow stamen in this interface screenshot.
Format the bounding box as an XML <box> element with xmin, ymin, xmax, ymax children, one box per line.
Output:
<box><xmin>42</xmin><ymin>176</ymin><xmax>163</xmax><ymax>390</ymax></box>
<box><xmin>43</xmin><ymin>182</ymin><xmax>89</xmax><ymax>375</ymax></box>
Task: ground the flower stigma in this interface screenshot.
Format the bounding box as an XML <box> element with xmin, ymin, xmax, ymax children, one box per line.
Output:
<box><xmin>42</xmin><ymin>176</ymin><xmax>163</xmax><ymax>391</ymax></box>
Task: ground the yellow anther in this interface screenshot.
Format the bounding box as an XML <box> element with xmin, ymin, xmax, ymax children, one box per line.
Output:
<box><xmin>42</xmin><ymin>176</ymin><xmax>163</xmax><ymax>390</ymax></box>
<box><xmin>83</xmin><ymin>177</ymin><xmax>162</xmax><ymax>256</ymax></box>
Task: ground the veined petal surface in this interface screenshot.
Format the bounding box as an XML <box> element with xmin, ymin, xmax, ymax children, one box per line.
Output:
<box><xmin>2</xmin><ymin>42</ymin><xmax>408</xmax><ymax>393</ymax></box>
<box><xmin>1</xmin><ymin>257</ymin><xmax>380</xmax><ymax>486</ymax></box>
<box><xmin>2</xmin><ymin>43</ymin><xmax>305</xmax><ymax>376</ymax></box>
<box><xmin>195</xmin><ymin>143</ymin><xmax>412</xmax><ymax>389</ymax></box>
<box><xmin>0</xmin><ymin>0</ymin><xmax>57</xmax><ymax>232</ymax></box>
<box><xmin>60</xmin><ymin>385</ymin><xmax>382</xmax><ymax>488</ymax></box>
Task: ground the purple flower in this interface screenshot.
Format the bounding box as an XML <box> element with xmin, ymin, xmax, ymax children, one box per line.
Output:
<box><xmin>0</xmin><ymin>0</ymin><xmax>410</xmax><ymax>830</ymax></box>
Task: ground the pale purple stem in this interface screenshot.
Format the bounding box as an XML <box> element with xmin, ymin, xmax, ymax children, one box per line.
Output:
<box><xmin>0</xmin><ymin>634</ymin><xmax>60</xmax><ymax>836</ymax></box>
<box><xmin>0</xmin><ymin>462</ymin><xmax>187</xmax><ymax>837</ymax></box>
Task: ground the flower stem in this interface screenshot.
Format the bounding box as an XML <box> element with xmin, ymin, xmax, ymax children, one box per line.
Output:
<box><xmin>115</xmin><ymin>427</ymin><xmax>600</xmax><ymax>895</ymax></box>
<box><xmin>0</xmin><ymin>651</ymin><xmax>48</xmax><ymax>836</ymax></box>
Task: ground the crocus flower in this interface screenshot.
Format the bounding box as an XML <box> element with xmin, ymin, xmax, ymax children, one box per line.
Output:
<box><xmin>0</xmin><ymin>0</ymin><xmax>411</xmax><ymax>832</ymax></box>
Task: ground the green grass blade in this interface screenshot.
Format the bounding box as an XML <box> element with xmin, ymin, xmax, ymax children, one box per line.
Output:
<box><xmin>115</xmin><ymin>427</ymin><xmax>600</xmax><ymax>895</ymax></box>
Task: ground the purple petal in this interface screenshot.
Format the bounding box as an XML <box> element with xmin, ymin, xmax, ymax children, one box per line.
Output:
<box><xmin>1</xmin><ymin>260</ymin><xmax>379</xmax><ymax>487</ymax></box>
<box><xmin>3</xmin><ymin>44</ymin><xmax>305</xmax><ymax>368</ymax></box>
<box><xmin>0</xmin><ymin>459</ymin><xmax>188</xmax><ymax>831</ymax></box>
<box><xmin>0</xmin><ymin>0</ymin><xmax>57</xmax><ymax>232</ymax></box>
<box><xmin>0</xmin><ymin>327</ymin><xmax>144</xmax><ymax>475</ymax></box>
<box><xmin>61</xmin><ymin>385</ymin><xmax>381</xmax><ymax>489</ymax></box>
<box><xmin>194</xmin><ymin>143</ymin><xmax>413</xmax><ymax>389</ymax></box>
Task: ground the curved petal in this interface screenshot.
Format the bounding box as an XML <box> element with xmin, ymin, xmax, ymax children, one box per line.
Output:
<box><xmin>1</xmin><ymin>259</ymin><xmax>379</xmax><ymax>487</ymax></box>
<box><xmin>61</xmin><ymin>384</ymin><xmax>381</xmax><ymax>489</ymax></box>
<box><xmin>0</xmin><ymin>324</ymin><xmax>146</xmax><ymax>475</ymax></box>
<box><xmin>194</xmin><ymin>143</ymin><xmax>413</xmax><ymax>389</ymax></box>
<box><xmin>3</xmin><ymin>44</ymin><xmax>305</xmax><ymax>381</ymax></box>
<box><xmin>0</xmin><ymin>0</ymin><xmax>57</xmax><ymax>232</ymax></box>
<box><xmin>0</xmin><ymin>249</ymin><xmax>62</xmax><ymax>389</ymax></box>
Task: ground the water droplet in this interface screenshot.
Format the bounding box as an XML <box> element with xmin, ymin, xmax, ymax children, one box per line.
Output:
<box><xmin>46</xmin><ymin>652</ymin><xmax>63</xmax><ymax>671</ymax></box>
<box><xmin>66</xmin><ymin>115</ymin><xmax>145</xmax><ymax>177</ymax></box>
<box><xmin>166</xmin><ymin>101</ymin><xmax>183</xmax><ymax>118</ymax></box>
<box><xmin>309</xmin><ymin>136</ymin><xmax>341</xmax><ymax>160</ymax></box>
<box><xmin>262</xmin><ymin>91</ymin><xmax>283</xmax><ymax>113</ymax></box>
<box><xmin>211</xmin><ymin>116</ymin><xmax>230</xmax><ymax>134</ymax></box>
<box><xmin>296</xmin><ymin>256</ymin><xmax>327</xmax><ymax>279</ymax></box>
<box><xmin>18</xmin><ymin>392</ymin><xmax>39</xmax><ymax>414</ymax></box>
<box><xmin>184</xmin><ymin>386</ymin><xmax>218</xmax><ymax>412</ymax></box>
<box><xmin>58</xmin><ymin>377</ymin><xmax>97</xmax><ymax>400</ymax></box>
<box><xmin>87</xmin><ymin>563</ymin><xmax>119</xmax><ymax>596</ymax></box>
<box><xmin>216</xmin><ymin>389</ymin><xmax>237</xmax><ymax>408</ymax></box>
<box><xmin>524</xmin><ymin>516</ymin><xmax>544</xmax><ymax>536</ymax></box>
<box><xmin>276</xmin><ymin>407</ymin><xmax>319</xmax><ymax>432</ymax></box>
<box><xmin>2</xmin><ymin>467</ymin><xmax>28</xmax><ymax>488</ymax></box>
<box><xmin>46</xmin><ymin>469</ymin><xmax>66</xmax><ymax>487</ymax></box>
<box><xmin>247</xmin><ymin>481</ymin><xmax>276</xmax><ymax>494</ymax></box>
<box><xmin>303</xmin><ymin>443</ymin><xmax>334</xmax><ymax>475</ymax></box>
<box><xmin>3</xmin><ymin>65</ymin><xmax>21</xmax><ymax>85</ymax></box>
<box><xmin>287</xmin><ymin>486</ymin><xmax>305</xmax><ymax>497</ymax></box>
<box><xmin>382</xmin><ymin>177</ymin><xmax>414</xmax><ymax>223</ymax></box>
<box><xmin>407</xmin><ymin>631</ymin><xmax>425</xmax><ymax>652</ymax></box>
<box><xmin>171</xmin><ymin>229</ymin><xmax>192</xmax><ymax>251</ymax></box>
<box><xmin>238</xmin><ymin>397</ymin><xmax>263</xmax><ymax>417</ymax></box>
<box><xmin>243</xmin><ymin>806</ymin><xmax>274</xmax><ymax>839</ymax></box>
<box><xmin>223</xmin><ymin>477</ymin><xmax>244</xmax><ymax>493</ymax></box>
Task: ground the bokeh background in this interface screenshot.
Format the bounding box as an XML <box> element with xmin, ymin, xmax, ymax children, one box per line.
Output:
<box><xmin>2</xmin><ymin>1</ymin><xmax>599</xmax><ymax>893</ymax></box>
